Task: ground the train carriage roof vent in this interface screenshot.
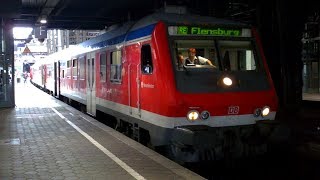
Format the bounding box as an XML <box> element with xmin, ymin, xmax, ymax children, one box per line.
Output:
<box><xmin>164</xmin><ymin>5</ymin><xmax>187</xmax><ymax>14</ymax></box>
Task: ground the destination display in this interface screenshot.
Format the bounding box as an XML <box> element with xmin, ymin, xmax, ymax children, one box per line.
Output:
<box><xmin>168</xmin><ymin>26</ymin><xmax>250</xmax><ymax>37</ymax></box>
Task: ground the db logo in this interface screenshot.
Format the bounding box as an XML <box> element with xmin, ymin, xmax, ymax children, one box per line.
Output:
<box><xmin>228</xmin><ymin>106</ymin><xmax>239</xmax><ymax>114</ymax></box>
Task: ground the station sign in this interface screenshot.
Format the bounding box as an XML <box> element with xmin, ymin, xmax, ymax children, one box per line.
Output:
<box><xmin>34</xmin><ymin>26</ymin><xmax>47</xmax><ymax>39</ymax></box>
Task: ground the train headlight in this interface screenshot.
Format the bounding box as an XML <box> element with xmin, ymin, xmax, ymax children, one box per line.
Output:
<box><xmin>187</xmin><ymin>110</ymin><xmax>199</xmax><ymax>121</ymax></box>
<box><xmin>200</xmin><ymin>111</ymin><xmax>210</xmax><ymax>120</ymax></box>
<box><xmin>261</xmin><ymin>106</ymin><xmax>270</xmax><ymax>117</ymax></box>
<box><xmin>253</xmin><ymin>108</ymin><xmax>261</xmax><ymax>117</ymax></box>
<box><xmin>223</xmin><ymin>77</ymin><xmax>232</xmax><ymax>86</ymax></box>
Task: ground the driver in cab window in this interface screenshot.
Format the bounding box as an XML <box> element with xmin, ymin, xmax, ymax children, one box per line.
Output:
<box><xmin>184</xmin><ymin>48</ymin><xmax>216</xmax><ymax>68</ymax></box>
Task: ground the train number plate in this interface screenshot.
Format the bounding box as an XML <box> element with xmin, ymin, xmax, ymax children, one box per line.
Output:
<box><xmin>228</xmin><ymin>106</ymin><xmax>239</xmax><ymax>114</ymax></box>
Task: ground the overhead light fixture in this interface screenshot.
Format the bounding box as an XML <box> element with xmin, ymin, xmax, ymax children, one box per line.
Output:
<box><xmin>40</xmin><ymin>15</ymin><xmax>47</xmax><ymax>24</ymax></box>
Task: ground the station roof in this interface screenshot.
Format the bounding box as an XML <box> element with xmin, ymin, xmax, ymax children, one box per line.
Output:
<box><xmin>4</xmin><ymin>0</ymin><xmax>260</xmax><ymax>31</ymax></box>
<box><xmin>4</xmin><ymin>0</ymin><xmax>183</xmax><ymax>30</ymax></box>
<box><xmin>1</xmin><ymin>0</ymin><xmax>148</xmax><ymax>30</ymax></box>
<box><xmin>4</xmin><ymin>1</ymin><xmax>318</xmax><ymax>32</ymax></box>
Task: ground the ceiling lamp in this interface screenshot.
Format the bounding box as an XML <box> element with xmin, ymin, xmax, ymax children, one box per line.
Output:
<box><xmin>40</xmin><ymin>15</ymin><xmax>47</xmax><ymax>24</ymax></box>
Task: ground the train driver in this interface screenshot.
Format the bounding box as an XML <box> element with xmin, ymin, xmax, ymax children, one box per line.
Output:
<box><xmin>184</xmin><ymin>48</ymin><xmax>216</xmax><ymax>68</ymax></box>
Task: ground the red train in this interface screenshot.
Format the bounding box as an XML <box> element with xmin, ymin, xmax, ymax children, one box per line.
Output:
<box><xmin>31</xmin><ymin>6</ymin><xmax>278</xmax><ymax>162</ymax></box>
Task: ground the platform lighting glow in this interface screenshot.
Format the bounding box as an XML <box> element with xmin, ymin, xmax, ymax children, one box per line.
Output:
<box><xmin>223</xmin><ymin>77</ymin><xmax>232</xmax><ymax>86</ymax></box>
<box><xmin>40</xmin><ymin>19</ymin><xmax>47</xmax><ymax>24</ymax></box>
<box><xmin>13</xmin><ymin>27</ymin><xmax>33</xmax><ymax>39</ymax></box>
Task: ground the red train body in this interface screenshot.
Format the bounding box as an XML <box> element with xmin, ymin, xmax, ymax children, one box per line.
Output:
<box><xmin>31</xmin><ymin>7</ymin><xmax>278</xmax><ymax>162</ymax></box>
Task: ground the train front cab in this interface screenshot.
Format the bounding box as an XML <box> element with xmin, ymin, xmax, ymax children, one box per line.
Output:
<box><xmin>160</xmin><ymin>24</ymin><xmax>279</xmax><ymax>162</ymax></box>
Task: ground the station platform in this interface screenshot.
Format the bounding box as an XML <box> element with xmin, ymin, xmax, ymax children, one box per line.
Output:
<box><xmin>0</xmin><ymin>82</ymin><xmax>204</xmax><ymax>179</ymax></box>
<box><xmin>303</xmin><ymin>93</ymin><xmax>320</xmax><ymax>101</ymax></box>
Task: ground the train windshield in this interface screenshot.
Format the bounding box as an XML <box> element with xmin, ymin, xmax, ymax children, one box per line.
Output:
<box><xmin>171</xmin><ymin>38</ymin><xmax>269</xmax><ymax>93</ymax></box>
<box><xmin>173</xmin><ymin>39</ymin><xmax>258</xmax><ymax>71</ymax></box>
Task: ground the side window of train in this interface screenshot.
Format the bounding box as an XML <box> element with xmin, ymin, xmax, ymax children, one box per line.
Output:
<box><xmin>66</xmin><ymin>60</ymin><xmax>71</xmax><ymax>79</ymax></box>
<box><xmin>110</xmin><ymin>50</ymin><xmax>122</xmax><ymax>83</ymax></box>
<box><xmin>60</xmin><ymin>62</ymin><xmax>66</xmax><ymax>78</ymax></box>
<box><xmin>72</xmin><ymin>59</ymin><xmax>78</xmax><ymax>80</ymax></box>
<box><xmin>79</xmin><ymin>57</ymin><xmax>85</xmax><ymax>80</ymax></box>
<box><xmin>141</xmin><ymin>44</ymin><xmax>153</xmax><ymax>74</ymax></box>
<box><xmin>100</xmin><ymin>53</ymin><xmax>107</xmax><ymax>82</ymax></box>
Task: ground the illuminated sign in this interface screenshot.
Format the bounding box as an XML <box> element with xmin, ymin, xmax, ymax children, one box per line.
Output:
<box><xmin>168</xmin><ymin>26</ymin><xmax>243</xmax><ymax>37</ymax></box>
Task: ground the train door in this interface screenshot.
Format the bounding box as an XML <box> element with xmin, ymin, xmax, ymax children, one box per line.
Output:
<box><xmin>54</xmin><ymin>61</ymin><xmax>60</xmax><ymax>97</ymax></box>
<box><xmin>128</xmin><ymin>48</ymin><xmax>141</xmax><ymax>117</ymax></box>
<box><xmin>140</xmin><ymin>44</ymin><xmax>154</xmax><ymax>114</ymax></box>
<box><xmin>86</xmin><ymin>52</ymin><xmax>96</xmax><ymax>116</ymax></box>
<box><xmin>129</xmin><ymin>44</ymin><xmax>154</xmax><ymax>117</ymax></box>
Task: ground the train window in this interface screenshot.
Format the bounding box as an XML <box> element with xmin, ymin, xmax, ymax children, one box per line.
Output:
<box><xmin>66</xmin><ymin>60</ymin><xmax>71</xmax><ymax>78</ymax></box>
<box><xmin>100</xmin><ymin>53</ymin><xmax>107</xmax><ymax>82</ymax></box>
<box><xmin>61</xmin><ymin>69</ymin><xmax>65</xmax><ymax>78</ymax></box>
<box><xmin>79</xmin><ymin>57</ymin><xmax>85</xmax><ymax>80</ymax></box>
<box><xmin>173</xmin><ymin>40</ymin><xmax>218</xmax><ymax>70</ymax></box>
<box><xmin>72</xmin><ymin>59</ymin><xmax>78</xmax><ymax>80</ymax></box>
<box><xmin>217</xmin><ymin>40</ymin><xmax>257</xmax><ymax>71</ymax></box>
<box><xmin>141</xmin><ymin>44</ymin><xmax>153</xmax><ymax>74</ymax></box>
<box><xmin>110</xmin><ymin>50</ymin><xmax>122</xmax><ymax>82</ymax></box>
<box><xmin>72</xmin><ymin>59</ymin><xmax>77</xmax><ymax>67</ymax></box>
<box><xmin>47</xmin><ymin>65</ymin><xmax>53</xmax><ymax>77</ymax></box>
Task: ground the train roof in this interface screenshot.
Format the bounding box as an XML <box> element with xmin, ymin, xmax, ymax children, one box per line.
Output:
<box><xmin>47</xmin><ymin>6</ymin><xmax>249</xmax><ymax>60</ymax></box>
<box><xmin>78</xmin><ymin>6</ymin><xmax>248</xmax><ymax>48</ymax></box>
